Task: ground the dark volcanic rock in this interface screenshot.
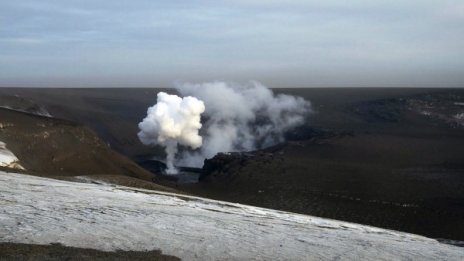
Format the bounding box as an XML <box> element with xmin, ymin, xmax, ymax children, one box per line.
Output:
<box><xmin>138</xmin><ymin>160</ymin><xmax>166</xmax><ymax>175</ymax></box>
<box><xmin>352</xmin><ymin>98</ymin><xmax>405</xmax><ymax>123</ymax></box>
<box><xmin>284</xmin><ymin>125</ymin><xmax>355</xmax><ymax>144</ymax></box>
<box><xmin>138</xmin><ymin>160</ymin><xmax>201</xmax><ymax>184</ymax></box>
<box><xmin>352</xmin><ymin>91</ymin><xmax>464</xmax><ymax>128</ymax></box>
<box><xmin>284</xmin><ymin>125</ymin><xmax>338</xmax><ymax>141</ymax></box>
<box><xmin>200</xmin><ymin>127</ymin><xmax>345</xmax><ymax>183</ymax></box>
<box><xmin>200</xmin><ymin>152</ymin><xmax>254</xmax><ymax>182</ymax></box>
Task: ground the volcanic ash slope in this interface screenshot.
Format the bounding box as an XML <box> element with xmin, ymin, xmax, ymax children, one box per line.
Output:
<box><xmin>0</xmin><ymin>172</ymin><xmax>463</xmax><ymax>260</ymax></box>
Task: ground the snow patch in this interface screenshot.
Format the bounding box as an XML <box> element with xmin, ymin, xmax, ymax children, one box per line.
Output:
<box><xmin>420</xmin><ymin>110</ymin><xmax>432</xmax><ymax>116</ymax></box>
<box><xmin>454</xmin><ymin>113</ymin><xmax>464</xmax><ymax>120</ymax></box>
<box><xmin>0</xmin><ymin>172</ymin><xmax>462</xmax><ymax>260</ymax></box>
<box><xmin>0</xmin><ymin>105</ymin><xmax>52</xmax><ymax>117</ymax></box>
<box><xmin>0</xmin><ymin>142</ymin><xmax>24</xmax><ymax>170</ymax></box>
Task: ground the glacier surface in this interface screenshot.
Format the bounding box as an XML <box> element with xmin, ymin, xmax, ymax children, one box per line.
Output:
<box><xmin>0</xmin><ymin>171</ymin><xmax>463</xmax><ymax>260</ymax></box>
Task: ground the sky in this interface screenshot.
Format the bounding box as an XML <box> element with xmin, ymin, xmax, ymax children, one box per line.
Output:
<box><xmin>0</xmin><ymin>0</ymin><xmax>463</xmax><ymax>88</ymax></box>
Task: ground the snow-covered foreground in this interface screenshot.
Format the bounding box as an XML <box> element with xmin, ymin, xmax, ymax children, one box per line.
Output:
<box><xmin>0</xmin><ymin>172</ymin><xmax>463</xmax><ymax>260</ymax></box>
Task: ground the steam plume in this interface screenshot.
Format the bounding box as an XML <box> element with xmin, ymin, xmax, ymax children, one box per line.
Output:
<box><xmin>138</xmin><ymin>92</ymin><xmax>205</xmax><ymax>174</ymax></box>
<box><xmin>176</xmin><ymin>81</ymin><xmax>311</xmax><ymax>167</ymax></box>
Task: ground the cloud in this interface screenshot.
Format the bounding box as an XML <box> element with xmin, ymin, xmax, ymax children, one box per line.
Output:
<box><xmin>0</xmin><ymin>0</ymin><xmax>463</xmax><ymax>87</ymax></box>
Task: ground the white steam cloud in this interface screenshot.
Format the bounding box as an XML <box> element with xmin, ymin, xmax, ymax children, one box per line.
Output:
<box><xmin>176</xmin><ymin>81</ymin><xmax>311</xmax><ymax>168</ymax></box>
<box><xmin>138</xmin><ymin>92</ymin><xmax>205</xmax><ymax>174</ymax></box>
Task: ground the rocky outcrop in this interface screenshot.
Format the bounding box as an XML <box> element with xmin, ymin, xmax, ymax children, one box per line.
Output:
<box><xmin>200</xmin><ymin>152</ymin><xmax>254</xmax><ymax>182</ymax></box>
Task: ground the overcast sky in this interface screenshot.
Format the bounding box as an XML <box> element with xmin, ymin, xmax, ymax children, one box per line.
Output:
<box><xmin>0</xmin><ymin>1</ymin><xmax>463</xmax><ymax>87</ymax></box>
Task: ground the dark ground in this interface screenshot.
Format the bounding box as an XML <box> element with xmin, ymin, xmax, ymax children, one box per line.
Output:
<box><xmin>0</xmin><ymin>107</ymin><xmax>178</xmax><ymax>193</ymax></box>
<box><xmin>0</xmin><ymin>243</ymin><xmax>180</xmax><ymax>261</ymax></box>
<box><xmin>0</xmin><ymin>87</ymin><xmax>463</xmax><ymax>242</ymax></box>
